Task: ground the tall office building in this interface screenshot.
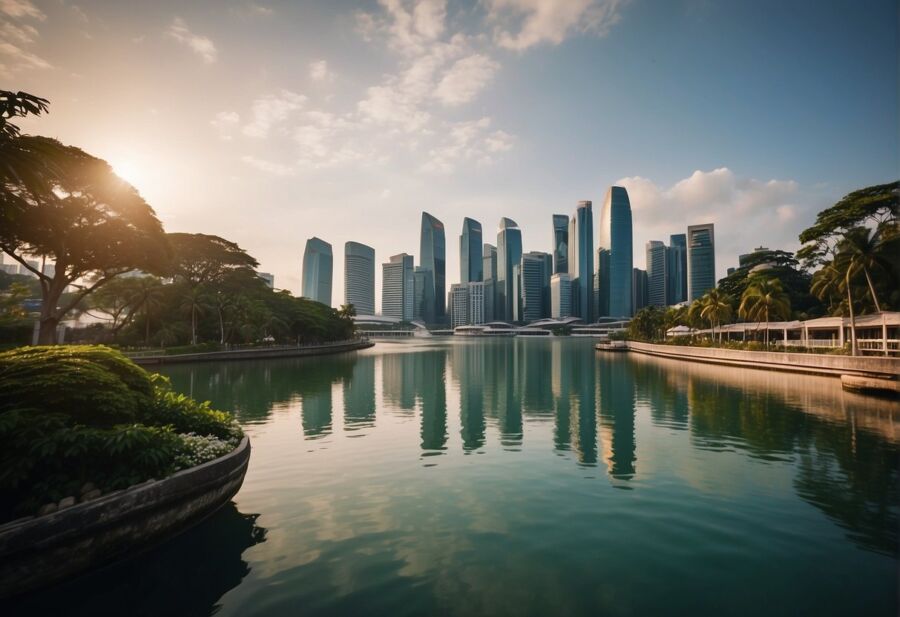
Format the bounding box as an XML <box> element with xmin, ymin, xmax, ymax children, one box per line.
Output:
<box><xmin>668</xmin><ymin>233</ymin><xmax>687</xmax><ymax>305</ymax></box>
<box><xmin>449</xmin><ymin>284</ymin><xmax>469</xmax><ymax>328</ymax></box>
<box><xmin>632</xmin><ymin>268</ymin><xmax>648</xmax><ymax>312</ymax></box>
<box><xmin>460</xmin><ymin>218</ymin><xmax>483</xmax><ymax>284</ymax></box>
<box><xmin>552</xmin><ymin>214</ymin><xmax>569</xmax><ymax>274</ymax></box>
<box><xmin>413</xmin><ymin>266</ymin><xmax>435</xmax><ymax>323</ymax></box>
<box><xmin>482</xmin><ymin>243</ymin><xmax>497</xmax><ymax>322</ymax></box>
<box><xmin>467</xmin><ymin>281</ymin><xmax>485</xmax><ymax>325</ymax></box>
<box><xmin>302</xmin><ymin>237</ymin><xmax>333</xmax><ymax>306</ymax></box>
<box><xmin>344</xmin><ymin>241</ymin><xmax>375</xmax><ymax>315</ymax></box>
<box><xmin>646</xmin><ymin>240</ymin><xmax>668</xmax><ymax>307</ymax></box>
<box><xmin>551</xmin><ymin>273</ymin><xmax>572</xmax><ymax>318</ymax></box>
<box><xmin>567</xmin><ymin>201</ymin><xmax>594</xmax><ymax>321</ymax></box>
<box><xmin>538</xmin><ymin>252</ymin><xmax>553</xmax><ymax>318</ymax></box>
<box><xmin>420</xmin><ymin>212</ymin><xmax>446</xmax><ymax>320</ymax></box>
<box><xmin>687</xmin><ymin>223</ymin><xmax>716</xmax><ymax>301</ymax></box>
<box><xmin>597</xmin><ymin>186</ymin><xmax>633</xmax><ymax>317</ymax></box>
<box><xmin>496</xmin><ymin>217</ymin><xmax>522</xmax><ymax>322</ymax></box>
<box><xmin>595</xmin><ymin>248</ymin><xmax>610</xmax><ymax>318</ymax></box>
<box><xmin>382</xmin><ymin>253</ymin><xmax>414</xmax><ymax>321</ymax></box>
<box><xmin>520</xmin><ymin>252</ymin><xmax>546</xmax><ymax>323</ymax></box>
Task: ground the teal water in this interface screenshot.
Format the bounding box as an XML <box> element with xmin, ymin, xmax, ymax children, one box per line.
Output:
<box><xmin>9</xmin><ymin>338</ymin><xmax>899</xmax><ymax>616</ymax></box>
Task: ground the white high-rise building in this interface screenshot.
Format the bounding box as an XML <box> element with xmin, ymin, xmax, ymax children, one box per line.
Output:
<box><xmin>382</xmin><ymin>253</ymin><xmax>414</xmax><ymax>321</ymax></box>
<box><xmin>551</xmin><ymin>273</ymin><xmax>573</xmax><ymax>318</ymax></box>
<box><xmin>467</xmin><ymin>281</ymin><xmax>485</xmax><ymax>325</ymax></box>
<box><xmin>449</xmin><ymin>283</ymin><xmax>470</xmax><ymax>328</ymax></box>
<box><xmin>344</xmin><ymin>242</ymin><xmax>375</xmax><ymax>315</ymax></box>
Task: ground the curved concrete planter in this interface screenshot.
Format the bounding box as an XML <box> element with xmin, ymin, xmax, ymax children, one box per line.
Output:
<box><xmin>0</xmin><ymin>436</ymin><xmax>251</xmax><ymax>599</ymax></box>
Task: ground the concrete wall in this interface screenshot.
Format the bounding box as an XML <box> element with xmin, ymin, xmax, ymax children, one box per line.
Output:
<box><xmin>627</xmin><ymin>341</ymin><xmax>900</xmax><ymax>379</ymax></box>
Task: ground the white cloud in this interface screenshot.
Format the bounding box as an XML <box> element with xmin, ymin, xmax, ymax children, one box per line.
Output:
<box><xmin>308</xmin><ymin>59</ymin><xmax>333</xmax><ymax>82</ymax></box>
<box><xmin>211</xmin><ymin>110</ymin><xmax>240</xmax><ymax>139</ymax></box>
<box><xmin>241</xmin><ymin>155</ymin><xmax>294</xmax><ymax>176</ymax></box>
<box><xmin>0</xmin><ymin>40</ymin><xmax>50</xmax><ymax>70</ymax></box>
<box><xmin>435</xmin><ymin>54</ymin><xmax>499</xmax><ymax>106</ymax></box>
<box><xmin>422</xmin><ymin>117</ymin><xmax>510</xmax><ymax>173</ymax></box>
<box><xmin>0</xmin><ymin>0</ymin><xmax>45</xmax><ymax>20</ymax></box>
<box><xmin>488</xmin><ymin>0</ymin><xmax>626</xmax><ymax>50</ymax></box>
<box><xmin>243</xmin><ymin>90</ymin><xmax>306</xmax><ymax>138</ymax></box>
<box><xmin>615</xmin><ymin>168</ymin><xmax>819</xmax><ymax>278</ymax></box>
<box><xmin>167</xmin><ymin>17</ymin><xmax>218</xmax><ymax>64</ymax></box>
<box><xmin>0</xmin><ymin>21</ymin><xmax>37</xmax><ymax>45</ymax></box>
<box><xmin>248</xmin><ymin>3</ymin><xmax>273</xmax><ymax>16</ymax></box>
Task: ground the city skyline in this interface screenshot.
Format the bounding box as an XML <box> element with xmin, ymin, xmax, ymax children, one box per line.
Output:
<box><xmin>9</xmin><ymin>1</ymin><xmax>896</xmax><ymax>301</ymax></box>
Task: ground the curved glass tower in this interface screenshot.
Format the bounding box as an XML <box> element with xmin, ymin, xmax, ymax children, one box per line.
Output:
<box><xmin>302</xmin><ymin>237</ymin><xmax>333</xmax><ymax>306</ymax></box>
<box><xmin>567</xmin><ymin>201</ymin><xmax>593</xmax><ymax>321</ymax></box>
<box><xmin>420</xmin><ymin>212</ymin><xmax>446</xmax><ymax>321</ymax></box>
<box><xmin>460</xmin><ymin>218</ymin><xmax>483</xmax><ymax>284</ymax></box>
<box><xmin>552</xmin><ymin>214</ymin><xmax>569</xmax><ymax>274</ymax></box>
<box><xmin>496</xmin><ymin>217</ymin><xmax>522</xmax><ymax>322</ymax></box>
<box><xmin>344</xmin><ymin>241</ymin><xmax>375</xmax><ymax>315</ymax></box>
<box><xmin>598</xmin><ymin>186</ymin><xmax>633</xmax><ymax>317</ymax></box>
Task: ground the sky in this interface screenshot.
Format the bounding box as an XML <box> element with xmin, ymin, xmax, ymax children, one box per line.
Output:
<box><xmin>4</xmin><ymin>0</ymin><xmax>898</xmax><ymax>309</ymax></box>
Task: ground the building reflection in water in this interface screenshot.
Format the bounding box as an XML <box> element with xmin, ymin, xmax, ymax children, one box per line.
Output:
<box><xmin>418</xmin><ymin>350</ymin><xmax>448</xmax><ymax>455</ymax></box>
<box><xmin>381</xmin><ymin>351</ymin><xmax>417</xmax><ymax>414</ymax></box>
<box><xmin>343</xmin><ymin>354</ymin><xmax>376</xmax><ymax>432</ymax></box>
<box><xmin>597</xmin><ymin>358</ymin><xmax>636</xmax><ymax>481</ymax></box>
<box><xmin>454</xmin><ymin>342</ymin><xmax>486</xmax><ymax>452</ymax></box>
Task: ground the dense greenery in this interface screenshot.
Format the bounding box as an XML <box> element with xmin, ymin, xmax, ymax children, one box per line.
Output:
<box><xmin>0</xmin><ymin>346</ymin><xmax>243</xmax><ymax>521</ymax></box>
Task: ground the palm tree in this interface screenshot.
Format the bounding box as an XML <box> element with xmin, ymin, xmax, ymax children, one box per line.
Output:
<box><xmin>134</xmin><ymin>277</ymin><xmax>165</xmax><ymax>345</ymax></box>
<box><xmin>834</xmin><ymin>225</ymin><xmax>897</xmax><ymax>313</ymax></box>
<box><xmin>697</xmin><ymin>289</ymin><xmax>734</xmax><ymax>343</ymax></box>
<box><xmin>180</xmin><ymin>286</ymin><xmax>209</xmax><ymax>346</ymax></box>
<box><xmin>739</xmin><ymin>276</ymin><xmax>791</xmax><ymax>348</ymax></box>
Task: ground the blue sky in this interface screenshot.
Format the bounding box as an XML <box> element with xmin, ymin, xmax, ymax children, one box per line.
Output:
<box><xmin>5</xmin><ymin>0</ymin><xmax>898</xmax><ymax>305</ymax></box>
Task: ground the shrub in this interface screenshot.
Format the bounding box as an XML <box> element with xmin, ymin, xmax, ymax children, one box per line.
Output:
<box><xmin>144</xmin><ymin>376</ymin><xmax>242</xmax><ymax>441</ymax></box>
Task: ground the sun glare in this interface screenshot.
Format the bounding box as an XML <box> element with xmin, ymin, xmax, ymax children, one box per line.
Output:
<box><xmin>111</xmin><ymin>160</ymin><xmax>142</xmax><ymax>189</ymax></box>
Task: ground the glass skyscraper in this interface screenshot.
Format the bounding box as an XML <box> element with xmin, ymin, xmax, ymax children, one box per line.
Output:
<box><xmin>302</xmin><ymin>236</ymin><xmax>333</xmax><ymax>306</ymax></box>
<box><xmin>459</xmin><ymin>217</ymin><xmax>483</xmax><ymax>284</ymax></box>
<box><xmin>552</xmin><ymin>214</ymin><xmax>569</xmax><ymax>274</ymax></box>
<box><xmin>687</xmin><ymin>223</ymin><xmax>716</xmax><ymax>300</ymax></box>
<box><xmin>344</xmin><ymin>241</ymin><xmax>375</xmax><ymax>315</ymax></box>
<box><xmin>482</xmin><ymin>243</ymin><xmax>497</xmax><ymax>322</ymax></box>
<box><xmin>496</xmin><ymin>217</ymin><xmax>522</xmax><ymax>322</ymax></box>
<box><xmin>646</xmin><ymin>240</ymin><xmax>667</xmax><ymax>307</ymax></box>
<box><xmin>413</xmin><ymin>266</ymin><xmax>435</xmax><ymax>324</ymax></box>
<box><xmin>632</xmin><ymin>268</ymin><xmax>648</xmax><ymax>312</ymax></box>
<box><xmin>567</xmin><ymin>201</ymin><xmax>593</xmax><ymax>321</ymax></box>
<box><xmin>667</xmin><ymin>233</ymin><xmax>687</xmax><ymax>304</ymax></box>
<box><xmin>419</xmin><ymin>212</ymin><xmax>446</xmax><ymax>321</ymax></box>
<box><xmin>381</xmin><ymin>253</ymin><xmax>414</xmax><ymax>321</ymax></box>
<box><xmin>520</xmin><ymin>252</ymin><xmax>546</xmax><ymax>323</ymax></box>
<box><xmin>598</xmin><ymin>186</ymin><xmax>633</xmax><ymax>317</ymax></box>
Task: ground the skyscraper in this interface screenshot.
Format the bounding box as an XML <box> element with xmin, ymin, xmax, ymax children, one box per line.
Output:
<box><xmin>520</xmin><ymin>252</ymin><xmax>546</xmax><ymax>323</ymax></box>
<box><xmin>597</xmin><ymin>186</ymin><xmax>633</xmax><ymax>317</ymax></box>
<box><xmin>646</xmin><ymin>240</ymin><xmax>668</xmax><ymax>307</ymax></box>
<box><xmin>667</xmin><ymin>233</ymin><xmax>687</xmax><ymax>305</ymax></box>
<box><xmin>449</xmin><ymin>284</ymin><xmax>469</xmax><ymax>328</ymax></box>
<box><xmin>567</xmin><ymin>201</ymin><xmax>593</xmax><ymax>321</ymax></box>
<box><xmin>344</xmin><ymin>241</ymin><xmax>375</xmax><ymax>315</ymax></box>
<box><xmin>420</xmin><ymin>212</ymin><xmax>446</xmax><ymax>320</ymax></box>
<box><xmin>460</xmin><ymin>217</ymin><xmax>483</xmax><ymax>284</ymax></box>
<box><xmin>595</xmin><ymin>247</ymin><xmax>610</xmax><ymax>318</ymax></box>
<box><xmin>687</xmin><ymin>223</ymin><xmax>716</xmax><ymax>300</ymax></box>
<box><xmin>482</xmin><ymin>243</ymin><xmax>497</xmax><ymax>322</ymax></box>
<box><xmin>382</xmin><ymin>253</ymin><xmax>414</xmax><ymax>321</ymax></box>
<box><xmin>538</xmin><ymin>251</ymin><xmax>553</xmax><ymax>318</ymax></box>
<box><xmin>467</xmin><ymin>281</ymin><xmax>485</xmax><ymax>325</ymax></box>
<box><xmin>552</xmin><ymin>214</ymin><xmax>569</xmax><ymax>274</ymax></box>
<box><xmin>496</xmin><ymin>217</ymin><xmax>522</xmax><ymax>322</ymax></box>
<box><xmin>551</xmin><ymin>273</ymin><xmax>572</xmax><ymax>318</ymax></box>
<box><xmin>413</xmin><ymin>266</ymin><xmax>435</xmax><ymax>323</ymax></box>
<box><xmin>302</xmin><ymin>237</ymin><xmax>333</xmax><ymax>306</ymax></box>
<box><xmin>632</xmin><ymin>268</ymin><xmax>648</xmax><ymax>312</ymax></box>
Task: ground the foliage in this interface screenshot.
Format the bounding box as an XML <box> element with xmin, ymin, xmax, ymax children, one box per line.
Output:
<box><xmin>717</xmin><ymin>249</ymin><xmax>820</xmax><ymax>318</ymax></box>
<box><xmin>738</xmin><ymin>276</ymin><xmax>792</xmax><ymax>347</ymax></box>
<box><xmin>691</xmin><ymin>289</ymin><xmax>734</xmax><ymax>339</ymax></box>
<box><xmin>628</xmin><ymin>306</ymin><xmax>666</xmax><ymax>342</ymax></box>
<box><xmin>0</xmin><ymin>345</ymin><xmax>242</xmax><ymax>520</ymax></box>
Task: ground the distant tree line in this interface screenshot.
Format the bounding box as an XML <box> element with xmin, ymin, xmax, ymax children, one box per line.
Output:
<box><xmin>0</xmin><ymin>91</ymin><xmax>354</xmax><ymax>347</ymax></box>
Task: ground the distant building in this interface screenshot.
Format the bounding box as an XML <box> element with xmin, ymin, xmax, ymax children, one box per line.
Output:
<box><xmin>459</xmin><ymin>217</ymin><xmax>483</xmax><ymax>284</ymax></box>
<box><xmin>520</xmin><ymin>252</ymin><xmax>546</xmax><ymax>323</ymax></box>
<box><xmin>551</xmin><ymin>273</ymin><xmax>573</xmax><ymax>318</ymax></box>
<box><xmin>302</xmin><ymin>237</ymin><xmax>333</xmax><ymax>306</ymax></box>
<box><xmin>687</xmin><ymin>223</ymin><xmax>716</xmax><ymax>301</ymax></box>
<box><xmin>258</xmin><ymin>272</ymin><xmax>275</xmax><ymax>288</ymax></box>
<box><xmin>667</xmin><ymin>233</ymin><xmax>688</xmax><ymax>305</ymax></box>
<box><xmin>482</xmin><ymin>243</ymin><xmax>497</xmax><ymax>322</ymax></box>
<box><xmin>739</xmin><ymin>246</ymin><xmax>770</xmax><ymax>268</ymax></box>
<box><xmin>0</xmin><ymin>263</ymin><xmax>18</xmax><ymax>275</ymax></box>
<box><xmin>646</xmin><ymin>240</ymin><xmax>668</xmax><ymax>307</ymax></box>
<box><xmin>568</xmin><ymin>201</ymin><xmax>593</xmax><ymax>321</ymax></box>
<box><xmin>382</xmin><ymin>253</ymin><xmax>414</xmax><ymax>321</ymax></box>
<box><xmin>344</xmin><ymin>241</ymin><xmax>375</xmax><ymax>315</ymax></box>
<box><xmin>595</xmin><ymin>247</ymin><xmax>610</xmax><ymax>319</ymax></box>
<box><xmin>414</xmin><ymin>266</ymin><xmax>435</xmax><ymax>324</ymax></box>
<box><xmin>598</xmin><ymin>186</ymin><xmax>633</xmax><ymax>317</ymax></box>
<box><xmin>496</xmin><ymin>218</ymin><xmax>522</xmax><ymax>322</ymax></box>
<box><xmin>420</xmin><ymin>212</ymin><xmax>446</xmax><ymax>320</ymax></box>
<box><xmin>538</xmin><ymin>251</ymin><xmax>553</xmax><ymax>318</ymax></box>
<box><xmin>449</xmin><ymin>284</ymin><xmax>469</xmax><ymax>328</ymax></box>
<box><xmin>467</xmin><ymin>281</ymin><xmax>485</xmax><ymax>325</ymax></box>
<box><xmin>632</xmin><ymin>268</ymin><xmax>648</xmax><ymax>312</ymax></box>
<box><xmin>551</xmin><ymin>214</ymin><xmax>569</xmax><ymax>274</ymax></box>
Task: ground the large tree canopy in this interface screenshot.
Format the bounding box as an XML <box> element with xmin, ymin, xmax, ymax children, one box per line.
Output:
<box><xmin>167</xmin><ymin>232</ymin><xmax>259</xmax><ymax>286</ymax></box>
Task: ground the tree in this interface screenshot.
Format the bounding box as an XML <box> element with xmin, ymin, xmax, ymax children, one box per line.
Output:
<box><xmin>797</xmin><ymin>181</ymin><xmax>899</xmax><ymax>270</ymax></box>
<box><xmin>832</xmin><ymin>225</ymin><xmax>899</xmax><ymax>314</ymax></box>
<box><xmin>738</xmin><ymin>276</ymin><xmax>791</xmax><ymax>348</ymax></box>
<box><xmin>167</xmin><ymin>233</ymin><xmax>259</xmax><ymax>287</ymax></box>
<box><xmin>628</xmin><ymin>306</ymin><xmax>665</xmax><ymax>342</ymax></box>
<box><xmin>695</xmin><ymin>289</ymin><xmax>734</xmax><ymax>343</ymax></box>
<box><xmin>0</xmin><ymin>283</ymin><xmax>29</xmax><ymax>326</ymax></box>
<box><xmin>338</xmin><ymin>303</ymin><xmax>357</xmax><ymax>319</ymax></box>
<box><xmin>716</xmin><ymin>248</ymin><xmax>820</xmax><ymax>318</ymax></box>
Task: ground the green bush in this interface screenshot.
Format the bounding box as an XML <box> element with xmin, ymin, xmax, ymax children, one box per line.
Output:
<box><xmin>0</xmin><ymin>345</ymin><xmax>243</xmax><ymax>521</ymax></box>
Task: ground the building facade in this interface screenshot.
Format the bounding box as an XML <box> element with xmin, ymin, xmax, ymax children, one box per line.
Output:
<box><xmin>344</xmin><ymin>241</ymin><xmax>375</xmax><ymax>315</ymax></box>
<box><xmin>632</xmin><ymin>268</ymin><xmax>648</xmax><ymax>312</ymax></box>
<box><xmin>646</xmin><ymin>240</ymin><xmax>668</xmax><ymax>307</ymax></box>
<box><xmin>520</xmin><ymin>252</ymin><xmax>547</xmax><ymax>323</ymax></box>
<box><xmin>551</xmin><ymin>273</ymin><xmax>573</xmax><ymax>318</ymax></box>
<box><xmin>381</xmin><ymin>253</ymin><xmax>414</xmax><ymax>321</ymax></box>
<box><xmin>467</xmin><ymin>281</ymin><xmax>485</xmax><ymax>325</ymax></box>
<box><xmin>449</xmin><ymin>284</ymin><xmax>469</xmax><ymax>328</ymax></box>
<box><xmin>482</xmin><ymin>243</ymin><xmax>497</xmax><ymax>322</ymax></box>
<box><xmin>597</xmin><ymin>186</ymin><xmax>633</xmax><ymax>317</ymax></box>
<box><xmin>419</xmin><ymin>212</ymin><xmax>446</xmax><ymax>320</ymax></box>
<box><xmin>552</xmin><ymin>214</ymin><xmax>569</xmax><ymax>274</ymax></box>
<box><xmin>667</xmin><ymin>233</ymin><xmax>687</xmax><ymax>305</ymax></box>
<box><xmin>496</xmin><ymin>218</ymin><xmax>522</xmax><ymax>322</ymax></box>
<box><xmin>567</xmin><ymin>201</ymin><xmax>593</xmax><ymax>321</ymax></box>
<box><xmin>687</xmin><ymin>223</ymin><xmax>716</xmax><ymax>301</ymax></box>
<box><xmin>414</xmin><ymin>266</ymin><xmax>435</xmax><ymax>324</ymax></box>
<box><xmin>460</xmin><ymin>217</ymin><xmax>483</xmax><ymax>284</ymax></box>
<box><xmin>302</xmin><ymin>237</ymin><xmax>333</xmax><ymax>306</ymax></box>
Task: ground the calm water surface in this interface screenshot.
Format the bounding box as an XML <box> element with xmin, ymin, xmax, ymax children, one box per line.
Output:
<box><xmin>10</xmin><ymin>338</ymin><xmax>899</xmax><ymax>616</ymax></box>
